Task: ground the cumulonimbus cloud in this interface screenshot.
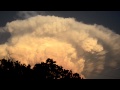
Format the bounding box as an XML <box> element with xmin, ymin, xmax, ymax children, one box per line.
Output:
<box><xmin>0</xmin><ymin>15</ymin><xmax>120</xmax><ymax>79</ymax></box>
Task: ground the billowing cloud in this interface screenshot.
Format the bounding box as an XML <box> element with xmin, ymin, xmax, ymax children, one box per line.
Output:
<box><xmin>0</xmin><ymin>14</ymin><xmax>120</xmax><ymax>79</ymax></box>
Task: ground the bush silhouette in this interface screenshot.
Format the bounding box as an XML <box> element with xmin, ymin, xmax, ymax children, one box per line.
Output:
<box><xmin>0</xmin><ymin>58</ymin><xmax>82</xmax><ymax>80</ymax></box>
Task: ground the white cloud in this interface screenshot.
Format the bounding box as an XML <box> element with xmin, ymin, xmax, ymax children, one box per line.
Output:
<box><xmin>0</xmin><ymin>15</ymin><xmax>120</xmax><ymax>78</ymax></box>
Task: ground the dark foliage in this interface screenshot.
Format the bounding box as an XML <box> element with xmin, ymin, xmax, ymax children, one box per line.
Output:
<box><xmin>0</xmin><ymin>58</ymin><xmax>83</xmax><ymax>80</ymax></box>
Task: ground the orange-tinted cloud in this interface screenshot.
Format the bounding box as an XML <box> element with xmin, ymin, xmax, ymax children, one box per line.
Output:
<box><xmin>0</xmin><ymin>15</ymin><xmax>120</xmax><ymax>78</ymax></box>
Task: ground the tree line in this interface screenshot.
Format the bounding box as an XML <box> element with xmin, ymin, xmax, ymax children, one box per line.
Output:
<box><xmin>0</xmin><ymin>58</ymin><xmax>83</xmax><ymax>80</ymax></box>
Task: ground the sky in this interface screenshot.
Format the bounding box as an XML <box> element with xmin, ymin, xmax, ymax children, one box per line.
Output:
<box><xmin>0</xmin><ymin>11</ymin><xmax>120</xmax><ymax>34</ymax></box>
<box><xmin>0</xmin><ymin>11</ymin><xmax>120</xmax><ymax>79</ymax></box>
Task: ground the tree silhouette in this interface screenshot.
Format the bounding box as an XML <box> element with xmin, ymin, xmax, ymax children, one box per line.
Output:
<box><xmin>0</xmin><ymin>58</ymin><xmax>83</xmax><ymax>80</ymax></box>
